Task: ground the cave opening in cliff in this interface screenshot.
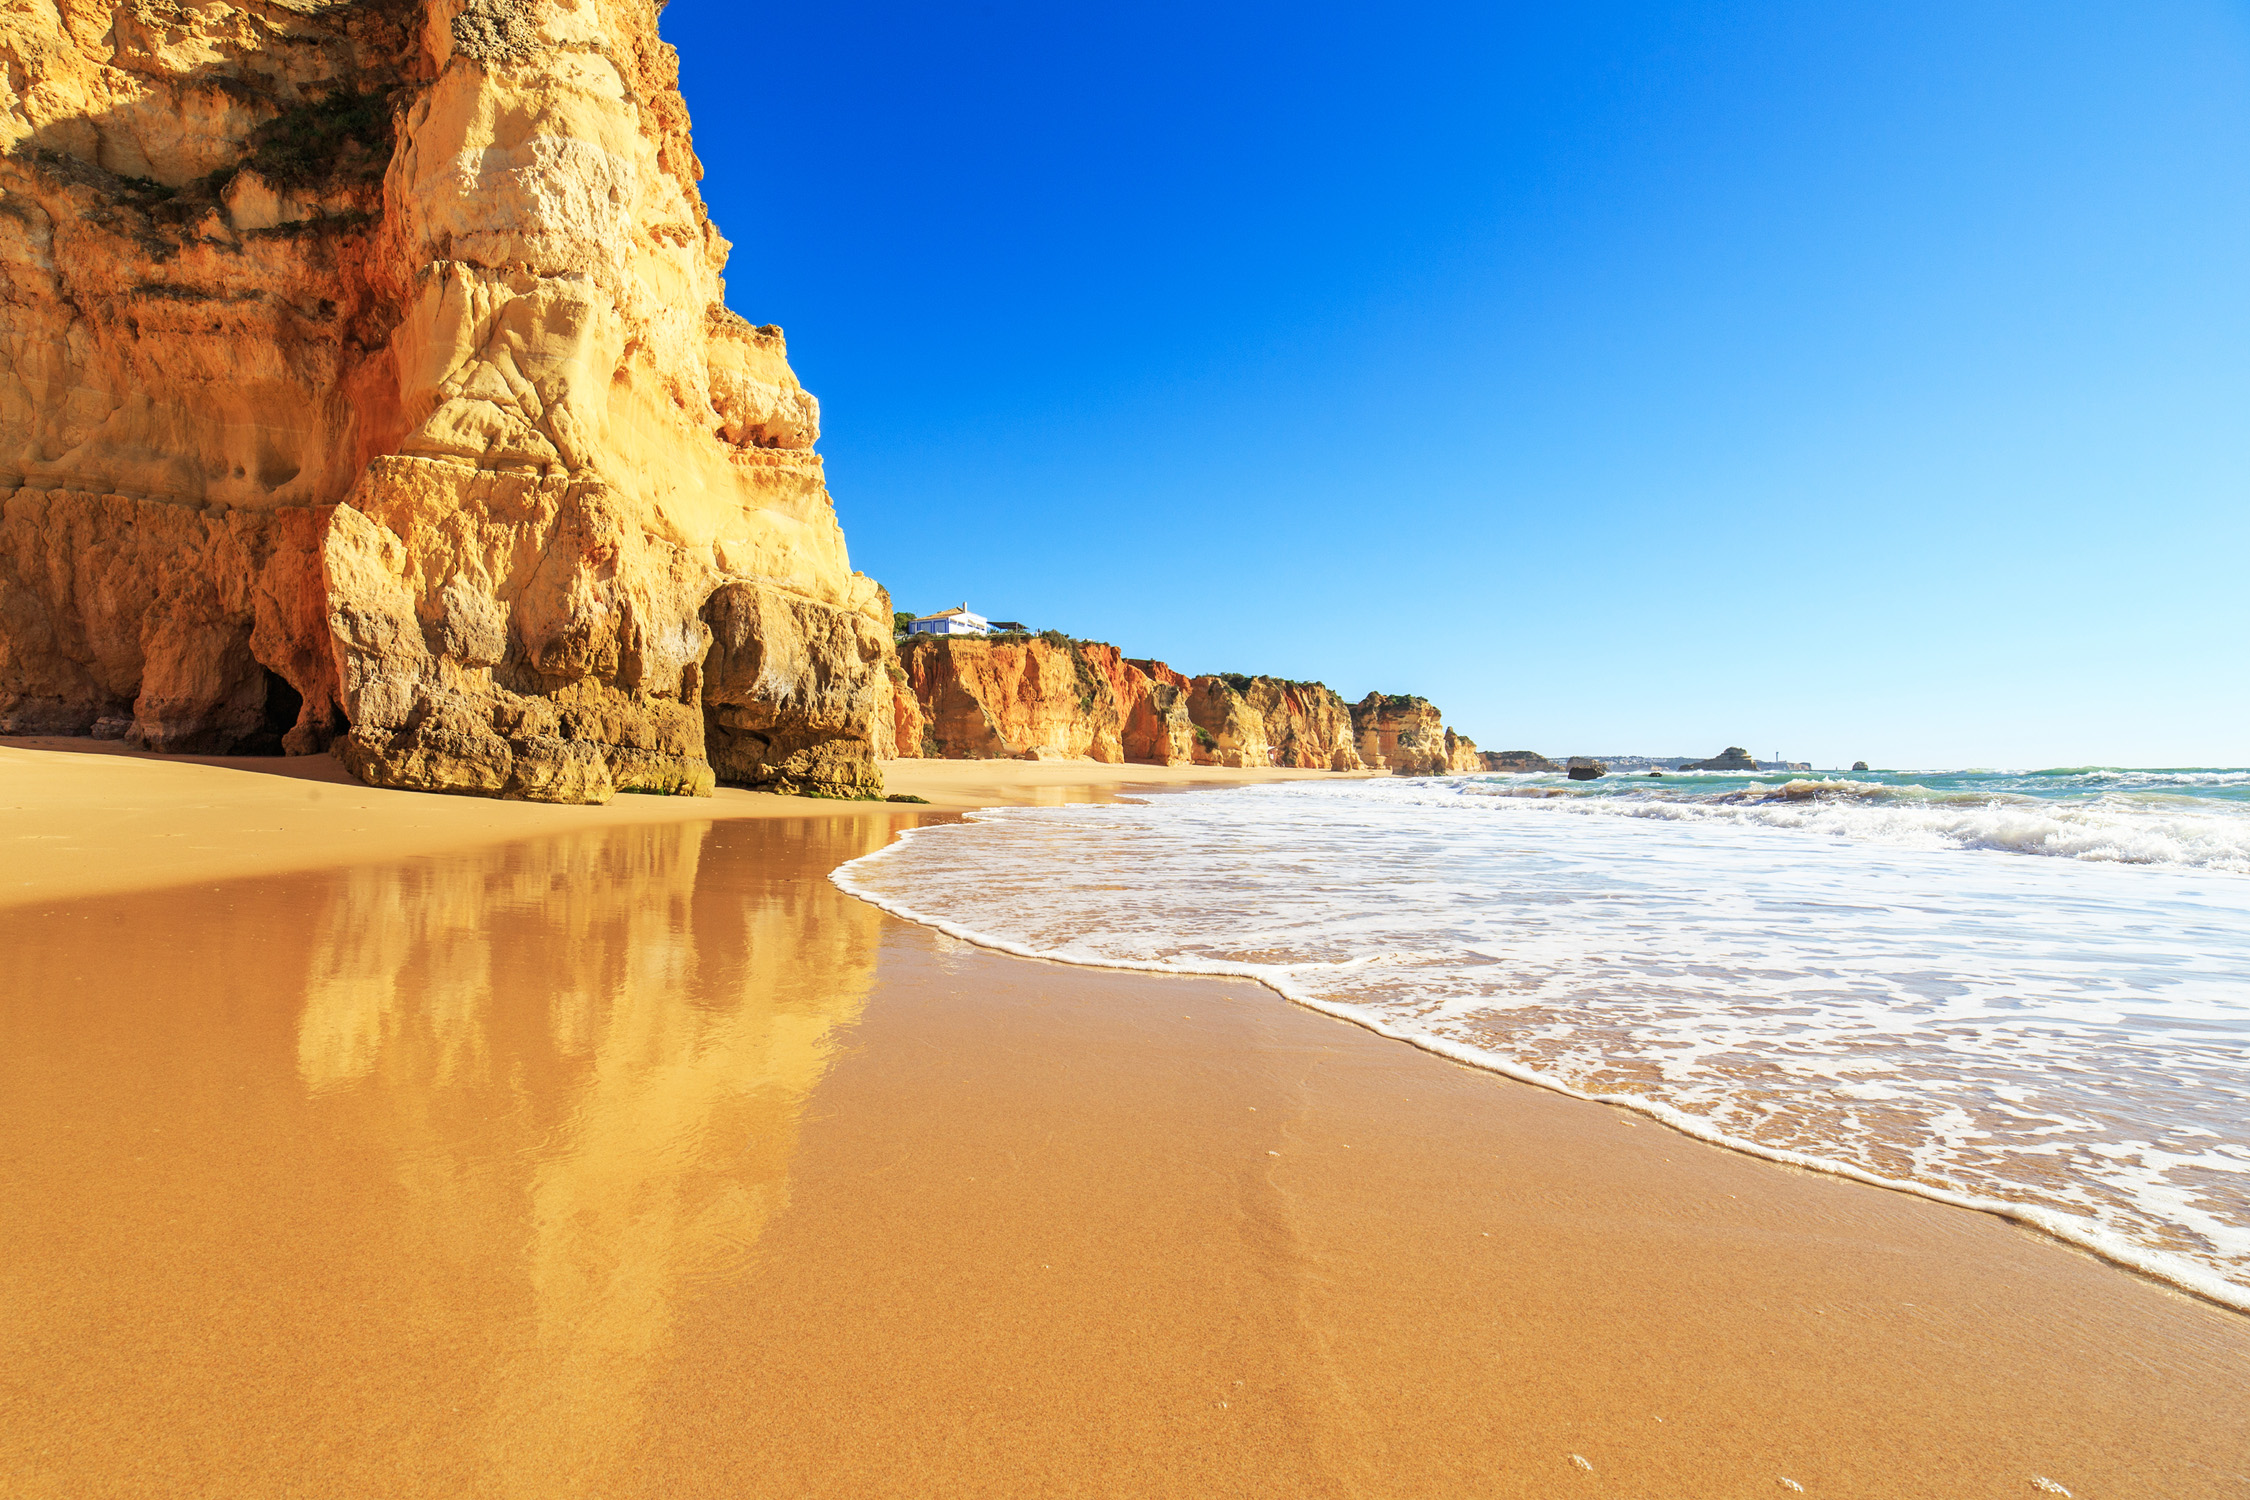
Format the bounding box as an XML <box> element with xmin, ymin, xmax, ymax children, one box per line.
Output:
<box><xmin>239</xmin><ymin>668</ymin><xmax>303</xmax><ymax>757</ymax></box>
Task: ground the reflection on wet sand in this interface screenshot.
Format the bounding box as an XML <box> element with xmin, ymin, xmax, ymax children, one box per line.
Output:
<box><xmin>0</xmin><ymin>814</ymin><xmax>911</xmax><ymax>1497</ymax></box>
<box><xmin>305</xmin><ymin>819</ymin><xmax>897</xmax><ymax>1491</ymax></box>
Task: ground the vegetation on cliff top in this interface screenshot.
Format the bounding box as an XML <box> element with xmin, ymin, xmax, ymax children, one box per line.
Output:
<box><xmin>1214</xmin><ymin>671</ymin><xmax>1338</xmax><ymax>697</ymax></box>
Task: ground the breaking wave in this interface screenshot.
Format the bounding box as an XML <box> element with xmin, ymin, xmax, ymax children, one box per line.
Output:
<box><xmin>1456</xmin><ymin>770</ymin><xmax>2250</xmax><ymax>873</ymax></box>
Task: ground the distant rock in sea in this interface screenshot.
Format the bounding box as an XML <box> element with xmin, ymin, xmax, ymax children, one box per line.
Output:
<box><xmin>1686</xmin><ymin>747</ymin><xmax>1760</xmax><ymax>771</ymax></box>
<box><xmin>1566</xmin><ymin>757</ymin><xmax>1608</xmax><ymax>781</ymax></box>
<box><xmin>1853</xmin><ymin>761</ymin><xmax>1871</xmax><ymax>772</ymax></box>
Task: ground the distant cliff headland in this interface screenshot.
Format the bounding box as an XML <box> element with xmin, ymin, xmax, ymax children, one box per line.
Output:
<box><xmin>880</xmin><ymin>630</ymin><xmax>1521</xmax><ymax>776</ymax></box>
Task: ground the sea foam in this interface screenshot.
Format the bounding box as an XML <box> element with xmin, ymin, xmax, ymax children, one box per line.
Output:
<box><xmin>1457</xmin><ymin>772</ymin><xmax>2250</xmax><ymax>872</ymax></box>
<box><xmin>834</xmin><ymin>771</ymin><xmax>2250</xmax><ymax>1311</ymax></box>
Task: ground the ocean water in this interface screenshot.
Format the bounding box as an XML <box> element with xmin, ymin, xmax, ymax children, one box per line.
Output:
<box><xmin>834</xmin><ymin>768</ymin><xmax>2250</xmax><ymax>1310</ymax></box>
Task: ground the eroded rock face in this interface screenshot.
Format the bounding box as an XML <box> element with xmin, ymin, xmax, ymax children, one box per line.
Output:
<box><xmin>0</xmin><ymin>0</ymin><xmax>888</xmax><ymax>799</ymax></box>
<box><xmin>1687</xmin><ymin>746</ymin><xmax>1759</xmax><ymax>771</ymax></box>
<box><xmin>1179</xmin><ymin>673</ymin><xmax>1364</xmax><ymax>771</ymax></box>
<box><xmin>897</xmin><ymin>637</ymin><xmax>1372</xmax><ymax>772</ymax></box>
<box><xmin>1351</xmin><ymin>692</ymin><xmax>1450</xmax><ymax>775</ymax></box>
<box><xmin>1232</xmin><ymin>676</ymin><xmax>1362</xmax><ymax>771</ymax></box>
<box><xmin>897</xmin><ymin>635</ymin><xmax>1125</xmax><ymax>762</ymax></box>
<box><xmin>1119</xmin><ymin>658</ymin><xmax>1194</xmax><ymax>766</ymax></box>
<box><xmin>1184</xmin><ymin>676</ymin><xmax>1270</xmax><ymax>769</ymax></box>
<box><xmin>700</xmin><ymin>580</ymin><xmax>888</xmax><ymax>798</ymax></box>
<box><xmin>0</xmin><ymin>490</ymin><xmax>342</xmax><ymax>751</ymax></box>
<box><xmin>0</xmin><ymin>0</ymin><xmax>412</xmax><ymax>751</ymax></box>
<box><xmin>1443</xmin><ymin>728</ymin><xmax>1481</xmax><ymax>774</ymax></box>
<box><xmin>869</xmin><ymin>658</ymin><xmax>927</xmax><ymax>762</ymax></box>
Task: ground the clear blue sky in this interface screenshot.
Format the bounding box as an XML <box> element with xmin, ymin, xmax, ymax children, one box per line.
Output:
<box><xmin>662</xmin><ymin>1</ymin><xmax>2249</xmax><ymax>769</ymax></box>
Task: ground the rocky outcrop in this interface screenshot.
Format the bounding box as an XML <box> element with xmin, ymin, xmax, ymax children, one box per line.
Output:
<box><xmin>1481</xmin><ymin>750</ymin><xmax>1560</xmax><ymax>773</ymax></box>
<box><xmin>1232</xmin><ymin>675</ymin><xmax>1362</xmax><ymax>770</ymax></box>
<box><xmin>0</xmin><ymin>0</ymin><xmax>413</xmax><ymax>753</ymax></box>
<box><xmin>1121</xmin><ymin>658</ymin><xmax>1195</xmax><ymax>765</ymax></box>
<box><xmin>1183</xmin><ymin>675</ymin><xmax>1270</xmax><ymax>769</ymax></box>
<box><xmin>870</xmin><ymin>660</ymin><xmax>928</xmax><ymax>762</ymax></box>
<box><xmin>700</xmin><ymin>582</ymin><xmax>889</xmax><ymax>798</ymax></box>
<box><xmin>0</xmin><ymin>0</ymin><xmax>889</xmax><ymax>801</ymax></box>
<box><xmin>1350</xmin><ymin>693</ymin><xmax>1450</xmax><ymax>775</ymax></box>
<box><xmin>1686</xmin><ymin>746</ymin><xmax>1759</xmax><ymax>771</ymax></box>
<box><xmin>0</xmin><ymin>491</ymin><xmax>338</xmax><ymax>751</ymax></box>
<box><xmin>1566</xmin><ymin>757</ymin><xmax>1607</xmax><ymax>781</ymax></box>
<box><xmin>898</xmin><ymin>637</ymin><xmax>1368</xmax><ymax>770</ymax></box>
<box><xmin>898</xmin><ymin>634</ymin><xmax>1124</xmax><ymax>762</ymax></box>
<box><xmin>1443</xmin><ymin>728</ymin><xmax>1482</xmax><ymax>774</ymax></box>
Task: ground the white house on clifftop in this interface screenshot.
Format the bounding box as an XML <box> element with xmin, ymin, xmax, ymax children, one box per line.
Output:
<box><xmin>911</xmin><ymin>604</ymin><xmax>991</xmax><ymax>637</ymax></box>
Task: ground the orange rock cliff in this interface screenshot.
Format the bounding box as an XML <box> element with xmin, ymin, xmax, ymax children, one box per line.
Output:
<box><xmin>890</xmin><ymin>634</ymin><xmax>1491</xmax><ymax>775</ymax></box>
<box><xmin>0</xmin><ymin>0</ymin><xmax>892</xmax><ymax>801</ymax></box>
<box><xmin>1350</xmin><ymin>692</ymin><xmax>1453</xmax><ymax>776</ymax></box>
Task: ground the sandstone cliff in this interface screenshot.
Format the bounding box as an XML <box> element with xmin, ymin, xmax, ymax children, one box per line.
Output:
<box><xmin>1350</xmin><ymin>692</ymin><xmax>1450</xmax><ymax>775</ymax></box>
<box><xmin>1217</xmin><ymin>673</ymin><xmax>1363</xmax><ymax>771</ymax></box>
<box><xmin>896</xmin><ymin>633</ymin><xmax>1126</xmax><ymax>762</ymax></box>
<box><xmin>1121</xmin><ymin>656</ymin><xmax>1196</xmax><ymax>765</ymax></box>
<box><xmin>1182</xmin><ymin>675</ymin><xmax>1269</xmax><ymax>768</ymax></box>
<box><xmin>898</xmin><ymin>636</ymin><xmax>1367</xmax><ymax>771</ymax></box>
<box><xmin>0</xmin><ymin>0</ymin><xmax>890</xmax><ymax>800</ymax></box>
<box><xmin>870</xmin><ymin>658</ymin><xmax>927</xmax><ymax>762</ymax></box>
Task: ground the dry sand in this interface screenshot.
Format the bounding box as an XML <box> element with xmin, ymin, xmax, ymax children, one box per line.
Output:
<box><xmin>0</xmin><ymin>738</ymin><xmax>1340</xmax><ymax>910</ymax></box>
<box><xmin>1</xmin><ymin>743</ymin><xmax>2245</xmax><ymax>1497</ymax></box>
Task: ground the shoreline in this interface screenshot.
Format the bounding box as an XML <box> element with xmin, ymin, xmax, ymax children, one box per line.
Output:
<box><xmin>12</xmin><ymin>737</ymin><xmax>2245</xmax><ymax>1310</ymax></box>
<box><xmin>4</xmin><ymin>743</ymin><xmax>2246</xmax><ymax>1493</ymax></box>
<box><xmin>834</xmin><ymin>818</ymin><xmax>2250</xmax><ymax>1318</ymax></box>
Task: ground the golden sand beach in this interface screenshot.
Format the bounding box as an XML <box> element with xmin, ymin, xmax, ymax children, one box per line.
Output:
<box><xmin>2</xmin><ymin>742</ymin><xmax>2245</xmax><ymax>1498</ymax></box>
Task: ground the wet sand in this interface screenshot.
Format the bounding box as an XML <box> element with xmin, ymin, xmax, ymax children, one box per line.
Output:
<box><xmin>2</xmin><ymin>756</ymin><xmax>2246</xmax><ymax>1496</ymax></box>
